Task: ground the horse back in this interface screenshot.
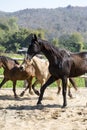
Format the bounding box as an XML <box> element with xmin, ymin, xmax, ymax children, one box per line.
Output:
<box><xmin>69</xmin><ymin>52</ymin><xmax>87</xmax><ymax>77</ymax></box>
<box><xmin>72</xmin><ymin>51</ymin><xmax>87</xmax><ymax>59</ymax></box>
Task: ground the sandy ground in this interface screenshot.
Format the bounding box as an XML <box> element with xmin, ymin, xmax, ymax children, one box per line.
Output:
<box><xmin>0</xmin><ymin>87</ymin><xmax>87</xmax><ymax>130</ymax></box>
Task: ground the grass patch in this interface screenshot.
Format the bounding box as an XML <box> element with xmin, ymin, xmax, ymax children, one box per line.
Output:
<box><xmin>0</xmin><ymin>79</ymin><xmax>25</xmax><ymax>88</ymax></box>
<box><xmin>74</xmin><ymin>77</ymin><xmax>85</xmax><ymax>87</ymax></box>
<box><xmin>49</xmin><ymin>77</ymin><xmax>85</xmax><ymax>88</ymax></box>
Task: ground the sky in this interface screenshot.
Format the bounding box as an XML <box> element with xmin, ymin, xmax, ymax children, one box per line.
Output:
<box><xmin>0</xmin><ymin>0</ymin><xmax>87</xmax><ymax>12</ymax></box>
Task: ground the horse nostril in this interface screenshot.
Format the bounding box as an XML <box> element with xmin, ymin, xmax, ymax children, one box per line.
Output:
<box><xmin>20</xmin><ymin>66</ymin><xmax>23</xmax><ymax>71</ymax></box>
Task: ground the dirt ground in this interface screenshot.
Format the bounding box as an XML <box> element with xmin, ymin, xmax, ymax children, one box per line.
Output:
<box><xmin>0</xmin><ymin>87</ymin><xmax>87</xmax><ymax>130</ymax></box>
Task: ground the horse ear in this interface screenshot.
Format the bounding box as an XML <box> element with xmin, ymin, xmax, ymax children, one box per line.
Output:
<box><xmin>33</xmin><ymin>34</ymin><xmax>37</xmax><ymax>41</ymax></box>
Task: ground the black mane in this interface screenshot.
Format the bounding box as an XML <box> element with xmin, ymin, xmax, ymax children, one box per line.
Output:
<box><xmin>38</xmin><ymin>38</ymin><xmax>70</xmax><ymax>58</ymax></box>
<box><xmin>0</xmin><ymin>56</ymin><xmax>19</xmax><ymax>65</ymax></box>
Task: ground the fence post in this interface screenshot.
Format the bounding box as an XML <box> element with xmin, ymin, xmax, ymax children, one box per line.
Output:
<box><xmin>85</xmin><ymin>73</ymin><xmax>87</xmax><ymax>87</ymax></box>
<box><xmin>85</xmin><ymin>79</ymin><xmax>87</xmax><ymax>87</ymax></box>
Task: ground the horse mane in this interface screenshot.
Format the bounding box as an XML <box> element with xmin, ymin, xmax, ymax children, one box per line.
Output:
<box><xmin>38</xmin><ymin>39</ymin><xmax>59</xmax><ymax>53</ymax></box>
<box><xmin>38</xmin><ymin>39</ymin><xmax>70</xmax><ymax>58</ymax></box>
<box><xmin>0</xmin><ymin>56</ymin><xmax>19</xmax><ymax>65</ymax></box>
<box><xmin>14</xmin><ymin>60</ymin><xmax>20</xmax><ymax>65</ymax></box>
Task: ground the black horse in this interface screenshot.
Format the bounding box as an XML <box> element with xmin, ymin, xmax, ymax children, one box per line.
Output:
<box><xmin>27</xmin><ymin>34</ymin><xmax>87</xmax><ymax>107</ymax></box>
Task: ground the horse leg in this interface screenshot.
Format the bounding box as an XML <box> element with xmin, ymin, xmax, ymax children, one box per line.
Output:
<box><xmin>67</xmin><ymin>79</ymin><xmax>73</xmax><ymax>98</ymax></box>
<box><xmin>20</xmin><ymin>84</ymin><xmax>30</xmax><ymax>97</ymax></box>
<box><xmin>56</xmin><ymin>79</ymin><xmax>61</xmax><ymax>95</ymax></box>
<box><xmin>66</xmin><ymin>78</ymin><xmax>78</xmax><ymax>98</ymax></box>
<box><xmin>13</xmin><ymin>81</ymin><xmax>18</xmax><ymax>98</ymax></box>
<box><xmin>37</xmin><ymin>76</ymin><xmax>57</xmax><ymax>105</ymax></box>
<box><xmin>0</xmin><ymin>78</ymin><xmax>8</xmax><ymax>88</ymax></box>
<box><xmin>27</xmin><ymin>77</ymin><xmax>34</xmax><ymax>95</ymax></box>
<box><xmin>56</xmin><ymin>79</ymin><xmax>74</xmax><ymax>98</ymax></box>
<box><xmin>62</xmin><ymin>77</ymin><xmax>67</xmax><ymax>108</ymax></box>
<box><xmin>20</xmin><ymin>77</ymin><xmax>33</xmax><ymax>97</ymax></box>
<box><xmin>67</xmin><ymin>84</ymin><xmax>73</xmax><ymax>98</ymax></box>
<box><xmin>32</xmin><ymin>80</ymin><xmax>40</xmax><ymax>96</ymax></box>
<box><xmin>69</xmin><ymin>78</ymin><xmax>78</xmax><ymax>91</ymax></box>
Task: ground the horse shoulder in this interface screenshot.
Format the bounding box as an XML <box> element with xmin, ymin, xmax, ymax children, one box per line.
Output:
<box><xmin>33</xmin><ymin>57</ymin><xmax>50</xmax><ymax>83</ymax></box>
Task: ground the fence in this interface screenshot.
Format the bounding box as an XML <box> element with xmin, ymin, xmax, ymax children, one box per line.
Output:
<box><xmin>80</xmin><ymin>75</ymin><xmax>87</xmax><ymax>87</ymax></box>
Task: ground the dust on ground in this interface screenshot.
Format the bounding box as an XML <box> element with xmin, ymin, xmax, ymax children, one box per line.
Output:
<box><xmin>0</xmin><ymin>87</ymin><xmax>87</xmax><ymax>130</ymax></box>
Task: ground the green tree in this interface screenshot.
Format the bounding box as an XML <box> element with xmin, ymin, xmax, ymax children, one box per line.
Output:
<box><xmin>52</xmin><ymin>38</ymin><xmax>59</xmax><ymax>47</ymax></box>
<box><xmin>83</xmin><ymin>42</ymin><xmax>87</xmax><ymax>50</ymax></box>
<box><xmin>69</xmin><ymin>33</ymin><xmax>84</xmax><ymax>52</ymax></box>
<box><xmin>59</xmin><ymin>33</ymin><xmax>84</xmax><ymax>52</ymax></box>
<box><xmin>8</xmin><ymin>17</ymin><xmax>19</xmax><ymax>32</ymax></box>
<box><xmin>0</xmin><ymin>23</ymin><xmax>9</xmax><ymax>31</ymax></box>
<box><xmin>32</xmin><ymin>29</ymin><xmax>45</xmax><ymax>39</ymax></box>
<box><xmin>0</xmin><ymin>45</ymin><xmax>6</xmax><ymax>52</ymax></box>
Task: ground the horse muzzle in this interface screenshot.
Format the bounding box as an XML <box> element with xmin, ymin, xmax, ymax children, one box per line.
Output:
<box><xmin>19</xmin><ymin>65</ymin><xmax>25</xmax><ymax>71</ymax></box>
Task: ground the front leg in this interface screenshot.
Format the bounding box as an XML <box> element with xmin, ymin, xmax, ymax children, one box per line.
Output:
<box><xmin>62</xmin><ymin>77</ymin><xmax>67</xmax><ymax>108</ymax></box>
<box><xmin>13</xmin><ymin>81</ymin><xmax>18</xmax><ymax>98</ymax></box>
<box><xmin>0</xmin><ymin>78</ymin><xmax>8</xmax><ymax>88</ymax></box>
<box><xmin>20</xmin><ymin>84</ymin><xmax>30</xmax><ymax>97</ymax></box>
<box><xmin>37</xmin><ymin>76</ymin><xmax>57</xmax><ymax>105</ymax></box>
<box><xmin>20</xmin><ymin>77</ymin><xmax>33</xmax><ymax>96</ymax></box>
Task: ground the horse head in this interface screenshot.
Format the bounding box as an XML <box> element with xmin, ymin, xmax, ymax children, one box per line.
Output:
<box><xmin>0</xmin><ymin>56</ymin><xmax>8</xmax><ymax>68</ymax></box>
<box><xmin>27</xmin><ymin>34</ymin><xmax>41</xmax><ymax>60</ymax></box>
<box><xmin>20</xmin><ymin>58</ymin><xmax>33</xmax><ymax>71</ymax></box>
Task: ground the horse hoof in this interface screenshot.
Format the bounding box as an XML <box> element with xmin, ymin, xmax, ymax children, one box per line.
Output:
<box><xmin>20</xmin><ymin>92</ymin><xmax>24</xmax><ymax>97</ymax></box>
<box><xmin>37</xmin><ymin>104</ymin><xmax>42</xmax><ymax>107</ymax></box>
<box><xmin>62</xmin><ymin>104</ymin><xmax>67</xmax><ymax>108</ymax></box>
<box><xmin>69</xmin><ymin>96</ymin><xmax>73</xmax><ymax>99</ymax></box>
<box><xmin>37</xmin><ymin>101</ymin><xmax>42</xmax><ymax>105</ymax></box>
<box><xmin>68</xmin><ymin>94</ymin><xmax>73</xmax><ymax>99</ymax></box>
<box><xmin>35</xmin><ymin>91</ymin><xmax>40</xmax><ymax>96</ymax></box>
<box><xmin>62</xmin><ymin>106</ymin><xmax>65</xmax><ymax>108</ymax></box>
<box><xmin>29</xmin><ymin>91</ymin><xmax>34</xmax><ymax>95</ymax></box>
<box><xmin>15</xmin><ymin>95</ymin><xmax>19</xmax><ymax>98</ymax></box>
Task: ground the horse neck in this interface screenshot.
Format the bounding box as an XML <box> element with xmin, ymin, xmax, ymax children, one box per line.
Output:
<box><xmin>2</xmin><ymin>60</ymin><xmax>16</xmax><ymax>70</ymax></box>
<box><xmin>40</xmin><ymin>42</ymin><xmax>61</xmax><ymax>64</ymax></box>
<box><xmin>32</xmin><ymin>57</ymin><xmax>41</xmax><ymax>72</ymax></box>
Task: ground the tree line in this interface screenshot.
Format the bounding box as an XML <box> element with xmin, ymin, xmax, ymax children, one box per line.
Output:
<box><xmin>0</xmin><ymin>17</ymin><xmax>86</xmax><ymax>53</ymax></box>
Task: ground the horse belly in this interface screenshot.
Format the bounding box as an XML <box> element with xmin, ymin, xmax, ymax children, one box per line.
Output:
<box><xmin>10</xmin><ymin>72</ymin><xmax>29</xmax><ymax>81</ymax></box>
<box><xmin>69</xmin><ymin>68</ymin><xmax>87</xmax><ymax>77</ymax></box>
<box><xmin>49</xmin><ymin>66</ymin><xmax>63</xmax><ymax>78</ymax></box>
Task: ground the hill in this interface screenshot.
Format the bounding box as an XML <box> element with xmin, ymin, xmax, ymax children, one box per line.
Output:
<box><xmin>0</xmin><ymin>6</ymin><xmax>87</xmax><ymax>41</ymax></box>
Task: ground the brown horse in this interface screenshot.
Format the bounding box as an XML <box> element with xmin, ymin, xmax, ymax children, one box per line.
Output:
<box><xmin>26</xmin><ymin>34</ymin><xmax>87</xmax><ymax>107</ymax></box>
<box><xmin>0</xmin><ymin>55</ymin><xmax>77</xmax><ymax>99</ymax></box>
<box><xmin>0</xmin><ymin>55</ymin><xmax>35</xmax><ymax>97</ymax></box>
<box><xmin>20</xmin><ymin>56</ymin><xmax>77</xmax><ymax>98</ymax></box>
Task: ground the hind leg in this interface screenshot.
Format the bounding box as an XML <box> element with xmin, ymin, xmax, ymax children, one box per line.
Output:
<box><xmin>20</xmin><ymin>84</ymin><xmax>30</xmax><ymax>97</ymax></box>
<box><xmin>56</xmin><ymin>79</ymin><xmax>61</xmax><ymax>95</ymax></box>
<box><xmin>67</xmin><ymin>79</ymin><xmax>73</xmax><ymax>98</ymax></box>
<box><xmin>32</xmin><ymin>79</ymin><xmax>40</xmax><ymax>96</ymax></box>
<box><xmin>69</xmin><ymin>78</ymin><xmax>78</xmax><ymax>91</ymax></box>
<box><xmin>68</xmin><ymin>78</ymin><xmax>78</xmax><ymax>98</ymax></box>
<box><xmin>68</xmin><ymin>86</ymin><xmax>73</xmax><ymax>98</ymax></box>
